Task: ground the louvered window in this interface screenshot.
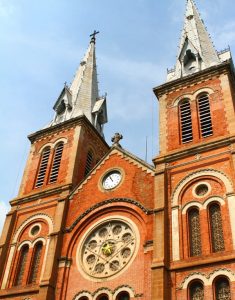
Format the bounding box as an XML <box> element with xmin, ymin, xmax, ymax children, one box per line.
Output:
<box><xmin>28</xmin><ymin>242</ymin><xmax>43</xmax><ymax>284</ymax></box>
<box><xmin>35</xmin><ymin>147</ymin><xmax>51</xmax><ymax>188</ymax></box>
<box><xmin>209</xmin><ymin>204</ymin><xmax>225</xmax><ymax>252</ymax></box>
<box><xmin>188</xmin><ymin>208</ymin><xmax>202</xmax><ymax>257</ymax></box>
<box><xmin>49</xmin><ymin>142</ymin><xmax>64</xmax><ymax>183</ymax></box>
<box><xmin>84</xmin><ymin>151</ymin><xmax>93</xmax><ymax>176</ymax></box>
<box><xmin>189</xmin><ymin>281</ymin><xmax>204</xmax><ymax>300</ymax></box>
<box><xmin>179</xmin><ymin>99</ymin><xmax>193</xmax><ymax>143</ymax></box>
<box><xmin>215</xmin><ymin>277</ymin><xmax>231</xmax><ymax>300</ymax></box>
<box><xmin>197</xmin><ymin>94</ymin><xmax>213</xmax><ymax>138</ymax></box>
<box><xmin>14</xmin><ymin>245</ymin><xmax>29</xmax><ymax>286</ymax></box>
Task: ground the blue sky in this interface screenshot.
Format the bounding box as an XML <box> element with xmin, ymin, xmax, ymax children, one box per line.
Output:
<box><xmin>0</xmin><ymin>0</ymin><xmax>235</xmax><ymax>231</ymax></box>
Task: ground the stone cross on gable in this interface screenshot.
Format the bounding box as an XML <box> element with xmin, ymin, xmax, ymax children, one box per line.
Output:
<box><xmin>111</xmin><ymin>133</ymin><xmax>123</xmax><ymax>147</ymax></box>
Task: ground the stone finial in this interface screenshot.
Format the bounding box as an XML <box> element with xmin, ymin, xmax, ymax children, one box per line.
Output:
<box><xmin>111</xmin><ymin>133</ymin><xmax>123</xmax><ymax>147</ymax></box>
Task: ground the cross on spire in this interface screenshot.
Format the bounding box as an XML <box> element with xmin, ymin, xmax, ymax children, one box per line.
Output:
<box><xmin>90</xmin><ymin>30</ymin><xmax>99</xmax><ymax>43</ymax></box>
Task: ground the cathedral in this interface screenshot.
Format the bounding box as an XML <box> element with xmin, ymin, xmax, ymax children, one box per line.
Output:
<box><xmin>1</xmin><ymin>0</ymin><xmax>235</xmax><ymax>299</ymax></box>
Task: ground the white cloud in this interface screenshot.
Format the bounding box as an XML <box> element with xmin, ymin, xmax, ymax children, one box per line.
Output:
<box><xmin>0</xmin><ymin>1</ymin><xmax>15</xmax><ymax>18</ymax></box>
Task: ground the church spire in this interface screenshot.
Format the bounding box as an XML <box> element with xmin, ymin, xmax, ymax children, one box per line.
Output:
<box><xmin>167</xmin><ymin>0</ymin><xmax>231</xmax><ymax>81</ymax></box>
<box><xmin>48</xmin><ymin>32</ymin><xmax>108</xmax><ymax>137</ymax></box>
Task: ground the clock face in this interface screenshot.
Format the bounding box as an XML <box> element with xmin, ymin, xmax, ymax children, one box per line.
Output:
<box><xmin>102</xmin><ymin>171</ymin><xmax>122</xmax><ymax>190</ymax></box>
<box><xmin>78</xmin><ymin>219</ymin><xmax>138</xmax><ymax>279</ymax></box>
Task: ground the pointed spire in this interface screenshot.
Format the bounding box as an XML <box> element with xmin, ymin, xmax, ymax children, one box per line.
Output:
<box><xmin>167</xmin><ymin>0</ymin><xmax>222</xmax><ymax>81</ymax></box>
<box><xmin>48</xmin><ymin>32</ymin><xmax>108</xmax><ymax>137</ymax></box>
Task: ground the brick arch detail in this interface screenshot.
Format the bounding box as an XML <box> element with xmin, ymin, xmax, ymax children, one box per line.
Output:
<box><xmin>73</xmin><ymin>290</ymin><xmax>92</xmax><ymax>300</ymax></box>
<box><xmin>171</xmin><ymin>169</ymin><xmax>235</xmax><ymax>261</ymax></box>
<box><xmin>182</xmin><ymin>196</ymin><xmax>225</xmax><ymax>214</ymax></box>
<box><xmin>208</xmin><ymin>269</ymin><xmax>235</xmax><ymax>285</ymax></box>
<box><xmin>13</xmin><ymin>213</ymin><xmax>54</xmax><ymax>243</ymax></box>
<box><xmin>113</xmin><ymin>285</ymin><xmax>135</xmax><ymax>298</ymax></box>
<box><xmin>172</xmin><ymin>169</ymin><xmax>233</xmax><ymax>206</ymax></box>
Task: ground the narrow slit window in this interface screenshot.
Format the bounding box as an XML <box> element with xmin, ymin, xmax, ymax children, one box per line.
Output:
<box><xmin>188</xmin><ymin>208</ymin><xmax>202</xmax><ymax>257</ymax></box>
<box><xmin>85</xmin><ymin>151</ymin><xmax>93</xmax><ymax>176</ymax></box>
<box><xmin>14</xmin><ymin>245</ymin><xmax>29</xmax><ymax>286</ymax></box>
<box><xmin>49</xmin><ymin>142</ymin><xmax>64</xmax><ymax>183</ymax></box>
<box><xmin>197</xmin><ymin>94</ymin><xmax>213</xmax><ymax>138</ymax></box>
<box><xmin>179</xmin><ymin>99</ymin><xmax>193</xmax><ymax>143</ymax></box>
<box><xmin>209</xmin><ymin>203</ymin><xmax>225</xmax><ymax>252</ymax></box>
<box><xmin>35</xmin><ymin>147</ymin><xmax>51</xmax><ymax>188</ymax></box>
<box><xmin>28</xmin><ymin>242</ymin><xmax>43</xmax><ymax>284</ymax></box>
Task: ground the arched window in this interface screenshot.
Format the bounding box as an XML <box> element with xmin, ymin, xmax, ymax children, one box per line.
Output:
<box><xmin>97</xmin><ymin>294</ymin><xmax>109</xmax><ymax>300</ymax></box>
<box><xmin>179</xmin><ymin>99</ymin><xmax>193</xmax><ymax>143</ymax></box>
<box><xmin>49</xmin><ymin>142</ymin><xmax>64</xmax><ymax>183</ymax></box>
<box><xmin>188</xmin><ymin>208</ymin><xmax>202</xmax><ymax>257</ymax></box>
<box><xmin>209</xmin><ymin>203</ymin><xmax>225</xmax><ymax>252</ymax></box>
<box><xmin>85</xmin><ymin>150</ymin><xmax>94</xmax><ymax>176</ymax></box>
<box><xmin>215</xmin><ymin>277</ymin><xmax>231</xmax><ymax>300</ymax></box>
<box><xmin>14</xmin><ymin>245</ymin><xmax>29</xmax><ymax>286</ymax></box>
<box><xmin>197</xmin><ymin>93</ymin><xmax>213</xmax><ymax>138</ymax></box>
<box><xmin>35</xmin><ymin>147</ymin><xmax>51</xmax><ymax>188</ymax></box>
<box><xmin>116</xmin><ymin>291</ymin><xmax>130</xmax><ymax>300</ymax></box>
<box><xmin>79</xmin><ymin>297</ymin><xmax>89</xmax><ymax>300</ymax></box>
<box><xmin>28</xmin><ymin>242</ymin><xmax>43</xmax><ymax>284</ymax></box>
<box><xmin>189</xmin><ymin>281</ymin><xmax>204</xmax><ymax>300</ymax></box>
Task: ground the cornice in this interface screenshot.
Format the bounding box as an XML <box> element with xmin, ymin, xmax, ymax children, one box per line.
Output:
<box><xmin>28</xmin><ymin>115</ymin><xmax>109</xmax><ymax>149</ymax></box>
<box><xmin>153</xmin><ymin>135</ymin><xmax>235</xmax><ymax>165</ymax></box>
<box><xmin>10</xmin><ymin>184</ymin><xmax>72</xmax><ymax>206</ymax></box>
<box><xmin>153</xmin><ymin>60</ymin><xmax>234</xmax><ymax>98</ymax></box>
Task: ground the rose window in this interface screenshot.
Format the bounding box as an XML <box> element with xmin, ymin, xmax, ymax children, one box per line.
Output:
<box><xmin>79</xmin><ymin>220</ymin><xmax>137</xmax><ymax>279</ymax></box>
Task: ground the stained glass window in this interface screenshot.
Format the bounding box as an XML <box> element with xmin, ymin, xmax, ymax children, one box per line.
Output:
<box><xmin>215</xmin><ymin>277</ymin><xmax>231</xmax><ymax>300</ymax></box>
<box><xmin>189</xmin><ymin>281</ymin><xmax>204</xmax><ymax>300</ymax></box>
<box><xmin>209</xmin><ymin>204</ymin><xmax>225</xmax><ymax>252</ymax></box>
<box><xmin>14</xmin><ymin>245</ymin><xmax>29</xmax><ymax>286</ymax></box>
<box><xmin>28</xmin><ymin>242</ymin><xmax>43</xmax><ymax>284</ymax></box>
<box><xmin>188</xmin><ymin>208</ymin><xmax>202</xmax><ymax>256</ymax></box>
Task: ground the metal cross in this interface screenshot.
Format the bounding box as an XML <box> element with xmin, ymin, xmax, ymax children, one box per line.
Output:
<box><xmin>90</xmin><ymin>30</ymin><xmax>100</xmax><ymax>39</ymax></box>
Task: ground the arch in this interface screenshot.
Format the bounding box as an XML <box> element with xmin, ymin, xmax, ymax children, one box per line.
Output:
<box><xmin>39</xmin><ymin>143</ymin><xmax>53</xmax><ymax>154</ymax></box>
<box><xmin>13</xmin><ymin>214</ymin><xmax>54</xmax><ymax>243</ymax></box>
<box><xmin>18</xmin><ymin>240</ymin><xmax>31</xmax><ymax>250</ymax></box>
<box><xmin>38</xmin><ymin>138</ymin><xmax>68</xmax><ymax>153</ymax></box>
<box><xmin>202</xmin><ymin>196</ymin><xmax>225</xmax><ymax>209</ymax></box>
<box><xmin>214</xmin><ymin>276</ymin><xmax>231</xmax><ymax>300</ymax></box>
<box><xmin>73</xmin><ymin>291</ymin><xmax>92</xmax><ymax>300</ymax></box>
<box><xmin>113</xmin><ymin>286</ymin><xmax>135</xmax><ymax>298</ymax></box>
<box><xmin>172</xmin><ymin>169</ymin><xmax>233</xmax><ymax>206</ymax></box>
<box><xmin>93</xmin><ymin>288</ymin><xmax>112</xmax><ymax>300</ymax></box>
<box><xmin>32</xmin><ymin>237</ymin><xmax>46</xmax><ymax>247</ymax></box>
<box><xmin>179</xmin><ymin>99</ymin><xmax>193</xmax><ymax>143</ymax></box>
<box><xmin>181</xmin><ymin>273</ymin><xmax>208</xmax><ymax>289</ymax></box>
<box><xmin>182</xmin><ymin>201</ymin><xmax>202</xmax><ymax>214</ymax></box>
<box><xmin>208</xmin><ymin>270</ymin><xmax>235</xmax><ymax>285</ymax></box>
<box><xmin>188</xmin><ymin>280</ymin><xmax>204</xmax><ymax>300</ymax></box>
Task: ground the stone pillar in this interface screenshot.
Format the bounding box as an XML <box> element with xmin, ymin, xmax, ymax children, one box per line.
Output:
<box><xmin>0</xmin><ymin>209</ymin><xmax>16</xmax><ymax>286</ymax></box>
<box><xmin>38</xmin><ymin>198</ymin><xmax>67</xmax><ymax>300</ymax></box>
<box><xmin>151</xmin><ymin>165</ymin><xmax>169</xmax><ymax>300</ymax></box>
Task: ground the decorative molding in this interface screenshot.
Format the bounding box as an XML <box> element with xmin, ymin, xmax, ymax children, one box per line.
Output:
<box><xmin>65</xmin><ymin>198</ymin><xmax>154</xmax><ymax>232</ymax></box>
<box><xmin>178</xmin><ymin>268</ymin><xmax>235</xmax><ymax>290</ymax></box>
<box><xmin>13</xmin><ymin>213</ymin><xmax>54</xmax><ymax>243</ymax></box>
<box><xmin>172</xmin><ymin>169</ymin><xmax>233</xmax><ymax>206</ymax></box>
<box><xmin>182</xmin><ymin>196</ymin><xmax>225</xmax><ymax>214</ymax></box>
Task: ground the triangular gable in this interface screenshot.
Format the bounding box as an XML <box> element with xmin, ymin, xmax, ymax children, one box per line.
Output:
<box><xmin>69</xmin><ymin>146</ymin><xmax>155</xmax><ymax>197</ymax></box>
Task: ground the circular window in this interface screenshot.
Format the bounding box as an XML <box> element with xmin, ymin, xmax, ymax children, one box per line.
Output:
<box><xmin>30</xmin><ymin>225</ymin><xmax>40</xmax><ymax>236</ymax></box>
<box><xmin>78</xmin><ymin>218</ymin><xmax>139</xmax><ymax>280</ymax></box>
<box><xmin>195</xmin><ymin>184</ymin><xmax>209</xmax><ymax>197</ymax></box>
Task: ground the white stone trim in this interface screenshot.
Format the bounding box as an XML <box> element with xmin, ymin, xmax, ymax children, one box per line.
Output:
<box><xmin>74</xmin><ymin>291</ymin><xmax>92</xmax><ymax>300</ymax></box>
<box><xmin>172</xmin><ymin>207</ymin><xmax>180</xmax><ymax>261</ymax></box>
<box><xmin>93</xmin><ymin>289</ymin><xmax>113</xmax><ymax>299</ymax></box>
<box><xmin>182</xmin><ymin>201</ymin><xmax>202</xmax><ymax>214</ymax></box>
<box><xmin>171</xmin><ymin>169</ymin><xmax>234</xmax><ymax>261</ymax></box>
<box><xmin>1</xmin><ymin>245</ymin><xmax>15</xmax><ymax>289</ymax></box>
<box><xmin>29</xmin><ymin>223</ymin><xmax>42</xmax><ymax>238</ymax></box>
<box><xmin>202</xmin><ymin>196</ymin><xmax>225</xmax><ymax>209</ymax></box>
<box><xmin>113</xmin><ymin>286</ymin><xmax>134</xmax><ymax>298</ymax></box>
<box><xmin>39</xmin><ymin>237</ymin><xmax>50</xmax><ymax>282</ymax></box>
<box><xmin>192</xmin><ymin>181</ymin><xmax>211</xmax><ymax>198</ymax></box>
<box><xmin>182</xmin><ymin>273</ymin><xmax>208</xmax><ymax>289</ymax></box>
<box><xmin>13</xmin><ymin>213</ymin><xmax>53</xmax><ymax>243</ymax></box>
<box><xmin>227</xmin><ymin>194</ymin><xmax>235</xmax><ymax>249</ymax></box>
<box><xmin>172</xmin><ymin>169</ymin><xmax>233</xmax><ymax>206</ymax></box>
<box><xmin>18</xmin><ymin>240</ymin><xmax>31</xmax><ymax>250</ymax></box>
<box><xmin>38</xmin><ymin>138</ymin><xmax>68</xmax><ymax>153</ymax></box>
<box><xmin>208</xmin><ymin>269</ymin><xmax>235</xmax><ymax>285</ymax></box>
<box><xmin>172</xmin><ymin>87</ymin><xmax>215</xmax><ymax>107</ymax></box>
<box><xmin>39</xmin><ymin>143</ymin><xmax>53</xmax><ymax>153</ymax></box>
<box><xmin>32</xmin><ymin>237</ymin><xmax>46</xmax><ymax>247</ymax></box>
